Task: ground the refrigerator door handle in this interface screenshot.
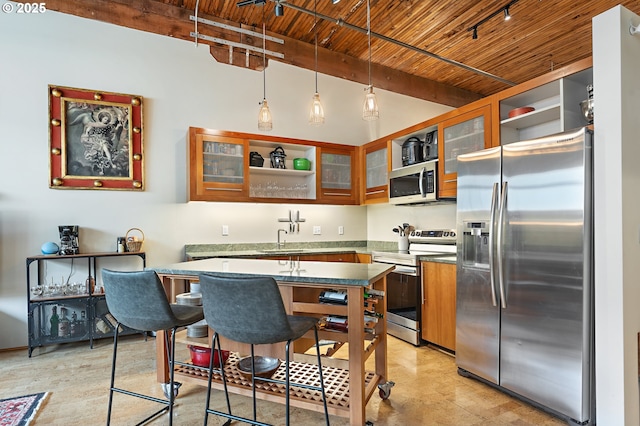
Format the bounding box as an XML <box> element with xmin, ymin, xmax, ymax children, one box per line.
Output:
<box><xmin>497</xmin><ymin>181</ymin><xmax>508</xmax><ymax>309</ymax></box>
<box><xmin>488</xmin><ymin>182</ymin><xmax>499</xmax><ymax>307</ymax></box>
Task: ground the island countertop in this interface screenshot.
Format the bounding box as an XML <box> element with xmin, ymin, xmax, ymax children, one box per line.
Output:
<box><xmin>149</xmin><ymin>257</ymin><xmax>395</xmax><ymax>286</ymax></box>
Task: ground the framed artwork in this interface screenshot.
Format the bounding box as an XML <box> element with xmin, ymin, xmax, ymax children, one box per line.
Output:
<box><xmin>48</xmin><ymin>85</ymin><xmax>144</xmax><ymax>190</ymax></box>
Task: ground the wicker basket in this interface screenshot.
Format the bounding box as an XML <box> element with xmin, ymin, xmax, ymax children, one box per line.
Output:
<box><xmin>125</xmin><ymin>228</ymin><xmax>144</xmax><ymax>252</ymax></box>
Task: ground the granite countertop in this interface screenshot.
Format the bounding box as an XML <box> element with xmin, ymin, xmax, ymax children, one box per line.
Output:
<box><xmin>420</xmin><ymin>255</ymin><xmax>457</xmax><ymax>265</ymax></box>
<box><xmin>184</xmin><ymin>241</ymin><xmax>457</xmax><ymax>264</ymax></box>
<box><xmin>184</xmin><ymin>241</ymin><xmax>393</xmax><ymax>260</ymax></box>
<box><xmin>149</xmin><ymin>257</ymin><xmax>395</xmax><ymax>286</ymax></box>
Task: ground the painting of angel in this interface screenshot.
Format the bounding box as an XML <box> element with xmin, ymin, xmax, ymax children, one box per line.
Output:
<box><xmin>64</xmin><ymin>102</ymin><xmax>131</xmax><ymax>177</ymax></box>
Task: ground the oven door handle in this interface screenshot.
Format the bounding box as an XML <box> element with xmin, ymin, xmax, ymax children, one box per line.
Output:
<box><xmin>391</xmin><ymin>266</ymin><xmax>419</xmax><ymax>276</ymax></box>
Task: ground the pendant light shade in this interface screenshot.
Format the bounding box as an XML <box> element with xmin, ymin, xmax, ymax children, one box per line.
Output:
<box><xmin>309</xmin><ymin>0</ymin><xmax>325</xmax><ymax>126</ymax></box>
<box><xmin>362</xmin><ymin>0</ymin><xmax>379</xmax><ymax>121</ymax></box>
<box><xmin>309</xmin><ymin>92</ymin><xmax>325</xmax><ymax>125</ymax></box>
<box><xmin>258</xmin><ymin>99</ymin><xmax>273</xmax><ymax>131</ymax></box>
<box><xmin>362</xmin><ymin>85</ymin><xmax>379</xmax><ymax>121</ymax></box>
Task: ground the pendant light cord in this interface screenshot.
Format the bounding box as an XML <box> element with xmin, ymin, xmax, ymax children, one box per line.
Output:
<box><xmin>262</xmin><ymin>8</ymin><xmax>266</xmax><ymax>101</ymax></box>
<box><xmin>314</xmin><ymin>0</ymin><xmax>318</xmax><ymax>93</ymax></box>
<box><xmin>367</xmin><ymin>0</ymin><xmax>371</xmax><ymax>87</ymax></box>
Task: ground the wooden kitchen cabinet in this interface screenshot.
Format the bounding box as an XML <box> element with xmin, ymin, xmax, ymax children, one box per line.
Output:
<box><xmin>188</xmin><ymin>128</ymin><xmax>250</xmax><ymax>202</ymax></box>
<box><xmin>360</xmin><ymin>139</ymin><xmax>391</xmax><ymax>204</ymax></box>
<box><xmin>437</xmin><ymin>102</ymin><xmax>492</xmax><ymax>199</ymax></box>
<box><xmin>421</xmin><ymin>261</ymin><xmax>456</xmax><ymax>352</ymax></box>
<box><xmin>497</xmin><ymin>58</ymin><xmax>593</xmax><ymax>145</ymax></box>
<box><xmin>317</xmin><ymin>145</ymin><xmax>358</xmax><ymax>205</ymax></box>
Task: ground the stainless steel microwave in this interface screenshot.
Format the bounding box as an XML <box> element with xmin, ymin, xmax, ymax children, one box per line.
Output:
<box><xmin>388</xmin><ymin>160</ymin><xmax>437</xmax><ymax>205</ymax></box>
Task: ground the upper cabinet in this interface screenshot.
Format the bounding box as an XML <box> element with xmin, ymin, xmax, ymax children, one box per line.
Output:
<box><xmin>188</xmin><ymin>128</ymin><xmax>357</xmax><ymax>205</ymax></box>
<box><xmin>360</xmin><ymin>139</ymin><xmax>391</xmax><ymax>204</ymax></box>
<box><xmin>189</xmin><ymin>129</ymin><xmax>250</xmax><ymax>202</ymax></box>
<box><xmin>438</xmin><ymin>102</ymin><xmax>492</xmax><ymax>198</ymax></box>
<box><xmin>497</xmin><ymin>58</ymin><xmax>593</xmax><ymax>145</ymax></box>
<box><xmin>317</xmin><ymin>145</ymin><xmax>358</xmax><ymax>205</ymax></box>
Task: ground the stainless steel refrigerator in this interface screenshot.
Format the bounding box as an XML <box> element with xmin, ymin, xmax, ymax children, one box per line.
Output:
<box><xmin>455</xmin><ymin>127</ymin><xmax>594</xmax><ymax>424</ymax></box>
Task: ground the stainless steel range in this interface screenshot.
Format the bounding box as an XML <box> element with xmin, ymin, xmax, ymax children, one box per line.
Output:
<box><xmin>372</xmin><ymin>229</ymin><xmax>456</xmax><ymax>345</ymax></box>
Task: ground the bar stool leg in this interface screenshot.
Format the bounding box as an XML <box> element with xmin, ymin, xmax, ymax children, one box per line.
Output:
<box><xmin>204</xmin><ymin>333</ymin><xmax>232</xmax><ymax>426</ymax></box>
<box><xmin>106</xmin><ymin>324</ymin><xmax>121</xmax><ymax>426</ymax></box>
<box><xmin>314</xmin><ymin>325</ymin><xmax>330</xmax><ymax>425</ymax></box>
<box><xmin>285</xmin><ymin>340</ymin><xmax>292</xmax><ymax>426</ymax></box>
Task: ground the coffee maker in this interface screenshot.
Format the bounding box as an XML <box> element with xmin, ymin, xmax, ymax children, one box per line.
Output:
<box><xmin>58</xmin><ymin>225</ymin><xmax>79</xmax><ymax>255</ymax></box>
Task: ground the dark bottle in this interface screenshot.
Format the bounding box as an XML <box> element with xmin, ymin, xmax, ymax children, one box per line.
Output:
<box><xmin>81</xmin><ymin>310</ymin><xmax>88</xmax><ymax>334</ymax></box>
<box><xmin>50</xmin><ymin>306</ymin><xmax>59</xmax><ymax>338</ymax></box>
<box><xmin>70</xmin><ymin>311</ymin><xmax>78</xmax><ymax>336</ymax></box>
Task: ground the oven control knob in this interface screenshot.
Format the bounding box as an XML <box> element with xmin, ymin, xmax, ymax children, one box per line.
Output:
<box><xmin>450</xmin><ymin>231</ymin><xmax>456</xmax><ymax>238</ymax></box>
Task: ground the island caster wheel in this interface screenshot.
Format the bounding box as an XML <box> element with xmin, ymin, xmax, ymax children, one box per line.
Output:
<box><xmin>161</xmin><ymin>381</ymin><xmax>182</xmax><ymax>400</ymax></box>
<box><xmin>365</xmin><ymin>421</ymin><xmax>374</xmax><ymax>426</ymax></box>
<box><xmin>377</xmin><ymin>380</ymin><xmax>395</xmax><ymax>400</ymax></box>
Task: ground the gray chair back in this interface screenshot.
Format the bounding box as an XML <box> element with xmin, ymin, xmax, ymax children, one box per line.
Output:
<box><xmin>102</xmin><ymin>269</ymin><xmax>180</xmax><ymax>331</ymax></box>
<box><xmin>199</xmin><ymin>274</ymin><xmax>293</xmax><ymax>344</ymax></box>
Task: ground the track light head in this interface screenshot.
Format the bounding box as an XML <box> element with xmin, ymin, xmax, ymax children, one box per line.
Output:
<box><xmin>275</xmin><ymin>2</ymin><xmax>284</xmax><ymax>16</ymax></box>
<box><xmin>472</xmin><ymin>27</ymin><xmax>478</xmax><ymax>39</ymax></box>
<box><xmin>332</xmin><ymin>0</ymin><xmax>341</xmax><ymax>3</ymax></box>
<box><xmin>504</xmin><ymin>7</ymin><xmax>511</xmax><ymax>21</ymax></box>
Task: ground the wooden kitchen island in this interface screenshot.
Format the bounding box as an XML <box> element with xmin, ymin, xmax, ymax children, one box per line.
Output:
<box><xmin>150</xmin><ymin>257</ymin><xmax>394</xmax><ymax>426</ymax></box>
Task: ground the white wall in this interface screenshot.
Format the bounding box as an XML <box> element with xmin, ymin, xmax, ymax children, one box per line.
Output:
<box><xmin>593</xmin><ymin>6</ymin><xmax>640</xmax><ymax>425</ymax></box>
<box><xmin>0</xmin><ymin>8</ymin><xmax>451</xmax><ymax>348</ymax></box>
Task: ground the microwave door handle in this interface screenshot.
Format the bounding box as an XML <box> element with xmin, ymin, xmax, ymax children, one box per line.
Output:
<box><xmin>488</xmin><ymin>182</ymin><xmax>499</xmax><ymax>307</ymax></box>
<box><xmin>419</xmin><ymin>167</ymin><xmax>425</xmax><ymax>197</ymax></box>
<box><xmin>497</xmin><ymin>181</ymin><xmax>508</xmax><ymax>309</ymax></box>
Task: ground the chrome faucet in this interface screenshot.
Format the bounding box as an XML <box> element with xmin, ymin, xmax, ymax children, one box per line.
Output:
<box><xmin>277</xmin><ymin>229</ymin><xmax>288</xmax><ymax>249</ymax></box>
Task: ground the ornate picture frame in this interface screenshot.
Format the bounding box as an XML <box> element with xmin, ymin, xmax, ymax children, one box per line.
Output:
<box><xmin>48</xmin><ymin>85</ymin><xmax>144</xmax><ymax>190</ymax></box>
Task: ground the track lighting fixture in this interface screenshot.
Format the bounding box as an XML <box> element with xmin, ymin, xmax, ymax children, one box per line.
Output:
<box><xmin>274</xmin><ymin>2</ymin><xmax>284</xmax><ymax>17</ymax></box>
<box><xmin>468</xmin><ymin>0</ymin><xmax>518</xmax><ymax>39</ymax></box>
<box><xmin>332</xmin><ymin>0</ymin><xmax>341</xmax><ymax>3</ymax></box>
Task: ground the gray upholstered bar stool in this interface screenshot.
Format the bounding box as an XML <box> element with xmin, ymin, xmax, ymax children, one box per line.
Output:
<box><xmin>199</xmin><ymin>273</ymin><xmax>330</xmax><ymax>426</ymax></box>
<box><xmin>102</xmin><ymin>269</ymin><xmax>204</xmax><ymax>426</ymax></box>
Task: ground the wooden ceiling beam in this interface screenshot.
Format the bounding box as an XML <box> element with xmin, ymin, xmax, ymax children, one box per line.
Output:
<box><xmin>35</xmin><ymin>0</ymin><xmax>482</xmax><ymax>107</ymax></box>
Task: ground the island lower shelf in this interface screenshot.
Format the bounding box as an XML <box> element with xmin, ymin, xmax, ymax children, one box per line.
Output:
<box><xmin>175</xmin><ymin>347</ymin><xmax>382</xmax><ymax>418</ymax></box>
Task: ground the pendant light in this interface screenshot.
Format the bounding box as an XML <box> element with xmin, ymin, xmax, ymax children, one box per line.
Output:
<box><xmin>309</xmin><ymin>0</ymin><xmax>325</xmax><ymax>125</ymax></box>
<box><xmin>258</xmin><ymin>18</ymin><xmax>273</xmax><ymax>131</ymax></box>
<box><xmin>362</xmin><ymin>0</ymin><xmax>379</xmax><ymax>121</ymax></box>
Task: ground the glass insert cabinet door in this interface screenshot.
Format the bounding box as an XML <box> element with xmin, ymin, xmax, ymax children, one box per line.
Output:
<box><xmin>189</xmin><ymin>132</ymin><xmax>249</xmax><ymax>202</ymax></box>
<box><xmin>366</xmin><ymin>146</ymin><xmax>388</xmax><ymax>189</ymax></box>
<box><xmin>442</xmin><ymin>116</ymin><xmax>485</xmax><ymax>176</ymax></box>
<box><xmin>321</xmin><ymin>152</ymin><xmax>352</xmax><ymax>190</ymax></box>
<box><xmin>202</xmin><ymin>139</ymin><xmax>244</xmax><ymax>184</ymax></box>
<box><xmin>438</xmin><ymin>105</ymin><xmax>491</xmax><ymax>198</ymax></box>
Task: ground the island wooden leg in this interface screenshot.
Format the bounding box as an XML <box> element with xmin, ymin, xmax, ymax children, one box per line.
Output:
<box><xmin>374</xmin><ymin>276</ymin><xmax>388</xmax><ymax>381</ymax></box>
<box><xmin>155</xmin><ymin>329</ymin><xmax>170</xmax><ymax>384</ymax></box>
<box><xmin>347</xmin><ymin>285</ymin><xmax>366</xmax><ymax>426</ymax></box>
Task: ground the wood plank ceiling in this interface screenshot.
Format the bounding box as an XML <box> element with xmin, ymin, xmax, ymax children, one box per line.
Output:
<box><xmin>29</xmin><ymin>0</ymin><xmax>640</xmax><ymax>107</ymax></box>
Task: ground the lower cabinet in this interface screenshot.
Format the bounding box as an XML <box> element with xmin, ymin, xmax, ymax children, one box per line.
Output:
<box><xmin>421</xmin><ymin>261</ymin><xmax>456</xmax><ymax>352</ymax></box>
